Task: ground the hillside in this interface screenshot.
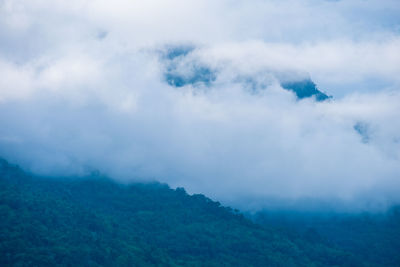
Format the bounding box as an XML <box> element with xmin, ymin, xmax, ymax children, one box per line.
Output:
<box><xmin>0</xmin><ymin>158</ymin><xmax>398</xmax><ymax>266</ymax></box>
<box><xmin>254</xmin><ymin>209</ymin><xmax>400</xmax><ymax>267</ymax></box>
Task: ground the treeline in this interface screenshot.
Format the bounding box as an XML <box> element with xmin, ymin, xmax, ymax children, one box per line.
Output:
<box><xmin>0</xmin><ymin>159</ymin><xmax>398</xmax><ymax>266</ymax></box>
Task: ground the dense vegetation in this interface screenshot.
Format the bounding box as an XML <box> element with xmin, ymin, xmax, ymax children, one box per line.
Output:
<box><xmin>0</xmin><ymin>158</ymin><xmax>399</xmax><ymax>266</ymax></box>
<box><xmin>254</xmin><ymin>209</ymin><xmax>400</xmax><ymax>267</ymax></box>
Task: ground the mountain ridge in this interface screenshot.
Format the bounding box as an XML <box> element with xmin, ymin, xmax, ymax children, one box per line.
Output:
<box><xmin>1</xmin><ymin>158</ymin><xmax>399</xmax><ymax>266</ymax></box>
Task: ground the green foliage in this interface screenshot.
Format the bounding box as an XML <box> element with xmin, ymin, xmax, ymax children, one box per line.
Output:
<box><xmin>0</xmin><ymin>159</ymin><xmax>398</xmax><ymax>266</ymax></box>
<box><xmin>254</xmin><ymin>209</ymin><xmax>400</xmax><ymax>267</ymax></box>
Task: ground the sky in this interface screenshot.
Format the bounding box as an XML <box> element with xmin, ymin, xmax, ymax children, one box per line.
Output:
<box><xmin>1</xmin><ymin>0</ymin><xmax>400</xmax><ymax>211</ymax></box>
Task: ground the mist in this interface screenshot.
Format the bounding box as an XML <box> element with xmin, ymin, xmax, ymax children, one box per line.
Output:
<box><xmin>1</xmin><ymin>0</ymin><xmax>400</xmax><ymax>211</ymax></box>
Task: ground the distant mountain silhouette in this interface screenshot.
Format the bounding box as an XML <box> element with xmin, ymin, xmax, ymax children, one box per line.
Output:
<box><xmin>280</xmin><ymin>79</ymin><xmax>330</xmax><ymax>101</ymax></box>
<box><xmin>161</xmin><ymin>45</ymin><xmax>331</xmax><ymax>101</ymax></box>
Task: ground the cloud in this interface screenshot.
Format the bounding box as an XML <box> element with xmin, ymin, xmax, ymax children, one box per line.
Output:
<box><xmin>0</xmin><ymin>0</ymin><xmax>400</xmax><ymax>211</ymax></box>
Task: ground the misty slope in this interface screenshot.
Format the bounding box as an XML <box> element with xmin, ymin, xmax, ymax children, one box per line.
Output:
<box><xmin>0</xmin><ymin>158</ymin><xmax>398</xmax><ymax>267</ymax></box>
<box><xmin>254</xmin><ymin>209</ymin><xmax>400</xmax><ymax>267</ymax></box>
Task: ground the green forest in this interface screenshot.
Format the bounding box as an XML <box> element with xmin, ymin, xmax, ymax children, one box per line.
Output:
<box><xmin>1</xmin><ymin>158</ymin><xmax>399</xmax><ymax>266</ymax></box>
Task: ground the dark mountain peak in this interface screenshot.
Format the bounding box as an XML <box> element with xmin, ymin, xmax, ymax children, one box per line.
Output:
<box><xmin>159</xmin><ymin>45</ymin><xmax>331</xmax><ymax>101</ymax></box>
<box><xmin>280</xmin><ymin>78</ymin><xmax>331</xmax><ymax>101</ymax></box>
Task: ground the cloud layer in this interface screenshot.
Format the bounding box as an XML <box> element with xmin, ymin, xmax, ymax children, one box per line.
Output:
<box><xmin>1</xmin><ymin>0</ymin><xmax>400</xmax><ymax>211</ymax></box>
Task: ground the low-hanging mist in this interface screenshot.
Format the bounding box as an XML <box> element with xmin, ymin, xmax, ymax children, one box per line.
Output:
<box><xmin>1</xmin><ymin>0</ymin><xmax>400</xmax><ymax>211</ymax></box>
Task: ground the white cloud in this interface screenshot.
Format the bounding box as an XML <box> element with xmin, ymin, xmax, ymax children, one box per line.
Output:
<box><xmin>0</xmin><ymin>0</ymin><xmax>400</xmax><ymax>211</ymax></box>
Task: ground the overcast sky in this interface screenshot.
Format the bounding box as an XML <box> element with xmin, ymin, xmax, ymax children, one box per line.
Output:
<box><xmin>1</xmin><ymin>0</ymin><xmax>400</xmax><ymax>211</ymax></box>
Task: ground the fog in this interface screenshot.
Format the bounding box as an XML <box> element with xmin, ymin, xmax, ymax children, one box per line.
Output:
<box><xmin>1</xmin><ymin>0</ymin><xmax>400</xmax><ymax>211</ymax></box>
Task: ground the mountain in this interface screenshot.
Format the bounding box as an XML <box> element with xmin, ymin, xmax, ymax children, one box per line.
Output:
<box><xmin>280</xmin><ymin>79</ymin><xmax>330</xmax><ymax>101</ymax></box>
<box><xmin>1</xmin><ymin>158</ymin><xmax>399</xmax><ymax>266</ymax></box>
<box><xmin>254</xmin><ymin>209</ymin><xmax>400</xmax><ymax>267</ymax></box>
<box><xmin>161</xmin><ymin>46</ymin><xmax>330</xmax><ymax>101</ymax></box>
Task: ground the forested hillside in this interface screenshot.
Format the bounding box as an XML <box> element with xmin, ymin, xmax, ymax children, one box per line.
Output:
<box><xmin>254</xmin><ymin>208</ymin><xmax>400</xmax><ymax>267</ymax></box>
<box><xmin>0</xmin><ymin>159</ymin><xmax>399</xmax><ymax>266</ymax></box>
